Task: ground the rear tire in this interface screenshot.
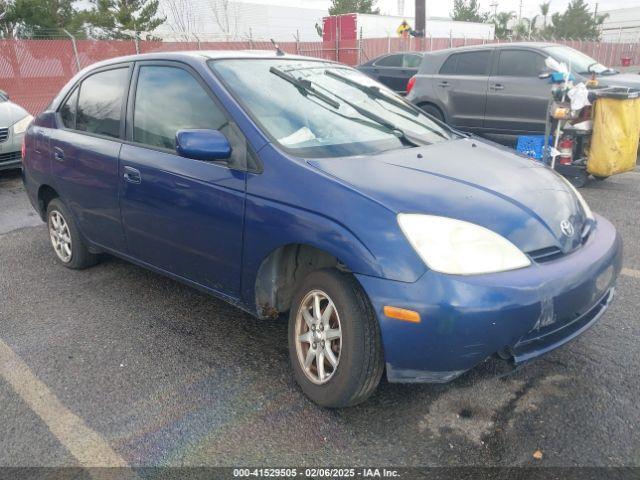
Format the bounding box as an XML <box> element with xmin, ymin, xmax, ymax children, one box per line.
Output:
<box><xmin>419</xmin><ymin>103</ymin><xmax>444</xmax><ymax>122</ymax></box>
<box><xmin>46</xmin><ymin>198</ymin><xmax>99</xmax><ymax>269</ymax></box>
<box><xmin>288</xmin><ymin>268</ymin><xmax>384</xmax><ymax>408</ymax></box>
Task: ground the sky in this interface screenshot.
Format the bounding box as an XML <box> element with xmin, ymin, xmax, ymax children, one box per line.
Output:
<box><xmin>273</xmin><ymin>0</ymin><xmax>640</xmax><ymax>19</ymax></box>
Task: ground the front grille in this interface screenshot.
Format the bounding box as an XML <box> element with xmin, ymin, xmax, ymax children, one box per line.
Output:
<box><xmin>528</xmin><ymin>246</ymin><xmax>564</xmax><ymax>263</ymax></box>
<box><xmin>0</xmin><ymin>128</ymin><xmax>8</xmax><ymax>143</ymax></box>
<box><xmin>0</xmin><ymin>151</ymin><xmax>21</xmax><ymax>164</ymax></box>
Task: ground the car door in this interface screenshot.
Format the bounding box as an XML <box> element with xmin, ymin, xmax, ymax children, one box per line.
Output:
<box><xmin>370</xmin><ymin>54</ymin><xmax>409</xmax><ymax>92</ymax></box>
<box><xmin>433</xmin><ymin>49</ymin><xmax>492</xmax><ymax>129</ymax></box>
<box><xmin>484</xmin><ymin>49</ymin><xmax>550</xmax><ymax>134</ymax></box>
<box><xmin>118</xmin><ymin>62</ymin><xmax>248</xmax><ymax>296</ymax></box>
<box><xmin>49</xmin><ymin>64</ymin><xmax>131</xmax><ymax>252</ymax></box>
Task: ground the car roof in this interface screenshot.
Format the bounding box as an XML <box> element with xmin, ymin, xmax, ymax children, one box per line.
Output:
<box><xmin>84</xmin><ymin>50</ymin><xmax>337</xmax><ymax>71</ymax></box>
<box><xmin>422</xmin><ymin>41</ymin><xmax>558</xmax><ymax>56</ymax></box>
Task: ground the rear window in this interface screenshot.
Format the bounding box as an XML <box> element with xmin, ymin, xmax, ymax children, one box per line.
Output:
<box><xmin>404</xmin><ymin>54</ymin><xmax>422</xmax><ymax>68</ymax></box>
<box><xmin>375</xmin><ymin>54</ymin><xmax>403</xmax><ymax>67</ymax></box>
<box><xmin>439</xmin><ymin>51</ymin><xmax>491</xmax><ymax>76</ymax></box>
<box><xmin>76</xmin><ymin>68</ymin><xmax>128</xmax><ymax>138</ymax></box>
<box><xmin>497</xmin><ymin>50</ymin><xmax>547</xmax><ymax>77</ymax></box>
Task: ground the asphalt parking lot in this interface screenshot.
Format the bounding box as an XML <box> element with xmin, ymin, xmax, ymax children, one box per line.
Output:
<box><xmin>1</xmin><ymin>166</ymin><xmax>639</xmax><ymax>468</ymax></box>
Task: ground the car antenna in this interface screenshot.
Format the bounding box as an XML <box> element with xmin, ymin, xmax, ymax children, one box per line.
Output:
<box><xmin>270</xmin><ymin>39</ymin><xmax>285</xmax><ymax>56</ymax></box>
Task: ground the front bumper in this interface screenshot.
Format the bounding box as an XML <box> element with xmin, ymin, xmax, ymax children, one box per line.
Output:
<box><xmin>356</xmin><ymin>214</ymin><xmax>622</xmax><ymax>383</ymax></box>
<box><xmin>0</xmin><ymin>128</ymin><xmax>23</xmax><ymax>171</ymax></box>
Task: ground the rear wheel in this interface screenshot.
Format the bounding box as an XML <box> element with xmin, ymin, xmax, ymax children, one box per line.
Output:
<box><xmin>288</xmin><ymin>269</ymin><xmax>384</xmax><ymax>408</ymax></box>
<box><xmin>419</xmin><ymin>103</ymin><xmax>444</xmax><ymax>122</ymax></box>
<box><xmin>47</xmin><ymin>198</ymin><xmax>99</xmax><ymax>269</ymax></box>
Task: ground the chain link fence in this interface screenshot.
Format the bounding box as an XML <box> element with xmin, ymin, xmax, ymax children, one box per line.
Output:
<box><xmin>2</xmin><ymin>33</ymin><xmax>639</xmax><ymax>115</ymax></box>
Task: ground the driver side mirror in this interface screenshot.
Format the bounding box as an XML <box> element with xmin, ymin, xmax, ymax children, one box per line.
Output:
<box><xmin>176</xmin><ymin>129</ymin><xmax>232</xmax><ymax>162</ymax></box>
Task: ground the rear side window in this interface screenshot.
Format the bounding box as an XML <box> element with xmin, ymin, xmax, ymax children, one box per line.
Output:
<box><xmin>375</xmin><ymin>54</ymin><xmax>403</xmax><ymax>67</ymax></box>
<box><xmin>439</xmin><ymin>51</ymin><xmax>491</xmax><ymax>76</ymax></box>
<box><xmin>497</xmin><ymin>50</ymin><xmax>547</xmax><ymax>77</ymax></box>
<box><xmin>59</xmin><ymin>88</ymin><xmax>78</xmax><ymax>129</ymax></box>
<box><xmin>404</xmin><ymin>54</ymin><xmax>422</xmax><ymax>68</ymax></box>
<box><xmin>76</xmin><ymin>68</ymin><xmax>128</xmax><ymax>138</ymax></box>
<box><xmin>133</xmin><ymin>66</ymin><xmax>228</xmax><ymax>150</ymax></box>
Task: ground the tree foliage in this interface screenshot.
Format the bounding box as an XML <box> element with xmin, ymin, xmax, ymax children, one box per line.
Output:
<box><xmin>548</xmin><ymin>0</ymin><xmax>606</xmax><ymax>40</ymax></box>
<box><xmin>451</xmin><ymin>0</ymin><xmax>488</xmax><ymax>22</ymax></box>
<box><xmin>328</xmin><ymin>0</ymin><xmax>379</xmax><ymax>16</ymax></box>
<box><xmin>85</xmin><ymin>0</ymin><xmax>165</xmax><ymax>39</ymax></box>
<box><xmin>0</xmin><ymin>0</ymin><xmax>165</xmax><ymax>38</ymax></box>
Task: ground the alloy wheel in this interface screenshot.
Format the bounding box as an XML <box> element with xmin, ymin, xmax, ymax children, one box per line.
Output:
<box><xmin>48</xmin><ymin>210</ymin><xmax>72</xmax><ymax>263</ymax></box>
<box><xmin>294</xmin><ymin>289</ymin><xmax>342</xmax><ymax>385</ymax></box>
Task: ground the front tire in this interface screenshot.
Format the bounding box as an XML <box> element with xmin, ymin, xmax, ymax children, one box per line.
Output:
<box><xmin>47</xmin><ymin>198</ymin><xmax>99</xmax><ymax>269</ymax></box>
<box><xmin>288</xmin><ymin>269</ymin><xmax>384</xmax><ymax>408</ymax></box>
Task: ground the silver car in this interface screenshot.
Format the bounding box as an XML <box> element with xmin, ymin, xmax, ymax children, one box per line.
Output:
<box><xmin>0</xmin><ymin>91</ymin><xmax>32</xmax><ymax>171</ymax></box>
<box><xmin>407</xmin><ymin>42</ymin><xmax>640</xmax><ymax>142</ymax></box>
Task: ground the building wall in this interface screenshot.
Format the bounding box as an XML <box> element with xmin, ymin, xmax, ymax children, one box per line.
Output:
<box><xmin>600</xmin><ymin>7</ymin><xmax>640</xmax><ymax>42</ymax></box>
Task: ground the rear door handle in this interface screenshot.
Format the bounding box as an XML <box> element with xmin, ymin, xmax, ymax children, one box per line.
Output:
<box><xmin>491</xmin><ymin>84</ymin><xmax>505</xmax><ymax>90</ymax></box>
<box><xmin>437</xmin><ymin>81</ymin><xmax>450</xmax><ymax>88</ymax></box>
<box><xmin>123</xmin><ymin>166</ymin><xmax>141</xmax><ymax>184</ymax></box>
<box><xmin>53</xmin><ymin>147</ymin><xmax>64</xmax><ymax>162</ymax></box>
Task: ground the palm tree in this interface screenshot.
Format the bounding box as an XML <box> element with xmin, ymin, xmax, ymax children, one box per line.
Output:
<box><xmin>539</xmin><ymin>1</ymin><xmax>551</xmax><ymax>29</ymax></box>
<box><xmin>492</xmin><ymin>11</ymin><xmax>516</xmax><ymax>39</ymax></box>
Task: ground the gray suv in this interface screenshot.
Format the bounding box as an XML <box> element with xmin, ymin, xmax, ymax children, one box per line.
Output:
<box><xmin>407</xmin><ymin>42</ymin><xmax>640</xmax><ymax>140</ymax></box>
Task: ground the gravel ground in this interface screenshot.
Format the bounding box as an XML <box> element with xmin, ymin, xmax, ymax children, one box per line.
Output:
<box><xmin>0</xmin><ymin>167</ymin><xmax>639</xmax><ymax>468</ymax></box>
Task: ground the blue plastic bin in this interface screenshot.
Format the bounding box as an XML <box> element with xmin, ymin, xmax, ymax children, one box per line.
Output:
<box><xmin>516</xmin><ymin>135</ymin><xmax>552</xmax><ymax>161</ymax></box>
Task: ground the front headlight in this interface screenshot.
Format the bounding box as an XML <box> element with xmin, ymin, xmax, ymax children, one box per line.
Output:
<box><xmin>397</xmin><ymin>214</ymin><xmax>531</xmax><ymax>275</ymax></box>
<box><xmin>559</xmin><ymin>175</ymin><xmax>594</xmax><ymax>221</ymax></box>
<box><xmin>12</xmin><ymin>115</ymin><xmax>33</xmax><ymax>135</ymax></box>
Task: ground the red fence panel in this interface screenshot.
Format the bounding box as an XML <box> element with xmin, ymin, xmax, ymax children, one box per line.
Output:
<box><xmin>1</xmin><ymin>37</ymin><xmax>638</xmax><ymax>115</ymax></box>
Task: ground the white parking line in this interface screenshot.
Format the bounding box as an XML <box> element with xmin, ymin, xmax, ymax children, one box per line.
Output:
<box><xmin>0</xmin><ymin>338</ymin><xmax>129</xmax><ymax>467</ymax></box>
<box><xmin>622</xmin><ymin>268</ymin><xmax>640</xmax><ymax>279</ymax></box>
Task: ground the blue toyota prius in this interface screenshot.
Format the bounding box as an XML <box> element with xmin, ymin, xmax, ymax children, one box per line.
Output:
<box><xmin>22</xmin><ymin>51</ymin><xmax>622</xmax><ymax>407</ymax></box>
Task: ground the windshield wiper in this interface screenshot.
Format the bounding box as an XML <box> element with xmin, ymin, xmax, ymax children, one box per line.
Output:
<box><xmin>270</xmin><ymin>66</ymin><xmax>340</xmax><ymax>109</ymax></box>
<box><xmin>325</xmin><ymin>70</ymin><xmax>419</xmax><ymax>116</ymax></box>
<box><xmin>325</xmin><ymin>69</ymin><xmax>449</xmax><ymax>140</ymax></box>
<box><xmin>325</xmin><ymin>90</ymin><xmax>422</xmax><ymax>147</ymax></box>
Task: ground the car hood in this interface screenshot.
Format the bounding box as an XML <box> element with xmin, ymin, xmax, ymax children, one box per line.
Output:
<box><xmin>0</xmin><ymin>101</ymin><xmax>29</xmax><ymax>127</ymax></box>
<box><xmin>308</xmin><ymin>138</ymin><xmax>587</xmax><ymax>255</ymax></box>
<box><xmin>599</xmin><ymin>73</ymin><xmax>640</xmax><ymax>89</ymax></box>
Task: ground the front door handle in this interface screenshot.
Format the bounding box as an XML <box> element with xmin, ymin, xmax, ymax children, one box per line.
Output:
<box><xmin>491</xmin><ymin>83</ymin><xmax>505</xmax><ymax>90</ymax></box>
<box><xmin>123</xmin><ymin>166</ymin><xmax>141</xmax><ymax>184</ymax></box>
<box><xmin>53</xmin><ymin>147</ymin><xmax>64</xmax><ymax>162</ymax></box>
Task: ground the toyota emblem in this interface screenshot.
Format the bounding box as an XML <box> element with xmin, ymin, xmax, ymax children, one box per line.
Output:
<box><xmin>560</xmin><ymin>219</ymin><xmax>575</xmax><ymax>237</ymax></box>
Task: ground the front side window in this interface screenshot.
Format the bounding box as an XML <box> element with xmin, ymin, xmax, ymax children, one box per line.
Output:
<box><xmin>497</xmin><ymin>50</ymin><xmax>547</xmax><ymax>77</ymax></box>
<box><xmin>76</xmin><ymin>68</ymin><xmax>128</xmax><ymax>138</ymax></box>
<box><xmin>60</xmin><ymin>88</ymin><xmax>78</xmax><ymax>129</ymax></box>
<box><xmin>210</xmin><ymin>59</ymin><xmax>453</xmax><ymax>158</ymax></box>
<box><xmin>133</xmin><ymin>66</ymin><xmax>227</xmax><ymax>150</ymax></box>
<box><xmin>454</xmin><ymin>51</ymin><xmax>491</xmax><ymax>76</ymax></box>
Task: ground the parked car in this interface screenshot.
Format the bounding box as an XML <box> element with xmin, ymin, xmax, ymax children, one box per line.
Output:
<box><xmin>357</xmin><ymin>52</ymin><xmax>424</xmax><ymax>94</ymax></box>
<box><xmin>0</xmin><ymin>90</ymin><xmax>32</xmax><ymax>171</ymax></box>
<box><xmin>407</xmin><ymin>42</ymin><xmax>640</xmax><ymax>140</ymax></box>
<box><xmin>23</xmin><ymin>51</ymin><xmax>621</xmax><ymax>407</ymax></box>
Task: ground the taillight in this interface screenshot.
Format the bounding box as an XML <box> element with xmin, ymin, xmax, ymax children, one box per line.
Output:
<box><xmin>406</xmin><ymin>76</ymin><xmax>416</xmax><ymax>94</ymax></box>
<box><xmin>21</xmin><ymin>138</ymin><xmax>26</xmax><ymax>160</ymax></box>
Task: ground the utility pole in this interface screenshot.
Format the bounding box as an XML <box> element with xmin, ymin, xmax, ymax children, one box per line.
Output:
<box><xmin>490</xmin><ymin>2</ymin><xmax>498</xmax><ymax>18</ymax></box>
<box><xmin>415</xmin><ymin>0</ymin><xmax>425</xmax><ymax>37</ymax></box>
<box><xmin>518</xmin><ymin>0</ymin><xmax>523</xmax><ymax>22</ymax></box>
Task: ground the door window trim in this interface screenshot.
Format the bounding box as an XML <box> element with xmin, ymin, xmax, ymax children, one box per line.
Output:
<box><xmin>55</xmin><ymin>62</ymin><xmax>134</xmax><ymax>142</ymax></box>
<box><xmin>124</xmin><ymin>59</ymin><xmax>261</xmax><ymax>173</ymax></box>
